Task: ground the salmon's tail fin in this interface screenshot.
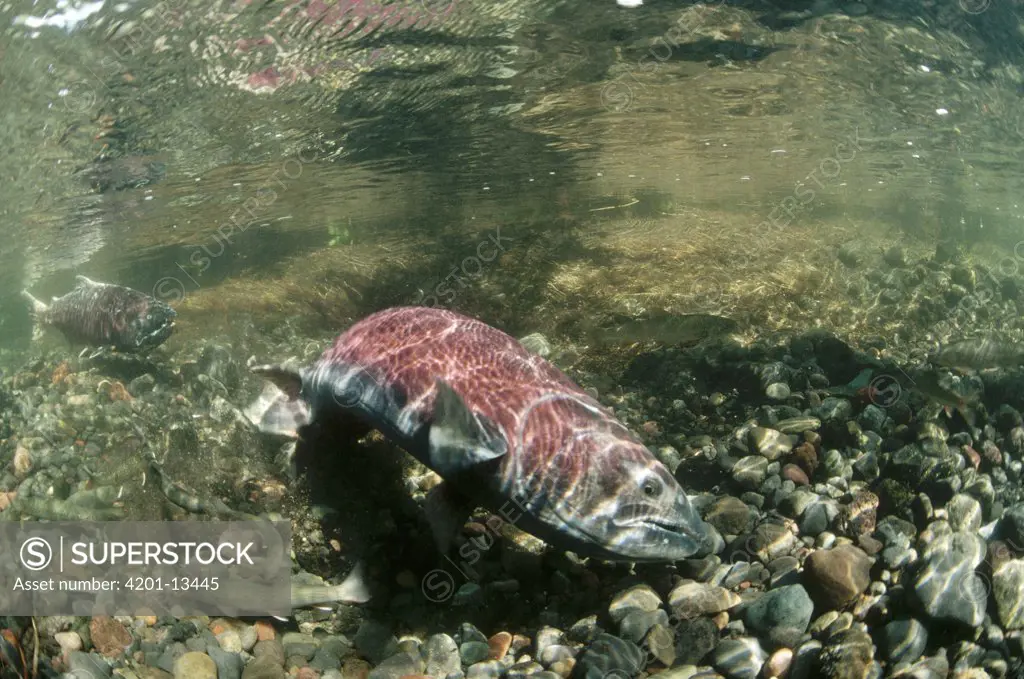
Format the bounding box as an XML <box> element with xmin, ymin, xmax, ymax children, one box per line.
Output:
<box><xmin>280</xmin><ymin>560</ymin><xmax>371</xmax><ymax>620</ymax></box>
<box><xmin>20</xmin><ymin>290</ymin><xmax>48</xmax><ymax>341</ymax></box>
<box><xmin>244</xmin><ymin>364</ymin><xmax>310</xmax><ymax>438</ymax></box>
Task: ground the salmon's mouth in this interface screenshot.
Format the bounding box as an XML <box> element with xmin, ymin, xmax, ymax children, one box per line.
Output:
<box><xmin>139</xmin><ymin>320</ymin><xmax>176</xmax><ymax>348</ymax></box>
<box><xmin>643</xmin><ymin>518</ymin><xmax>692</xmax><ymax>534</ymax></box>
<box><xmin>630</xmin><ymin>516</ymin><xmax>704</xmax><ymax>544</ymax></box>
<box><xmin>617</xmin><ymin>500</ymin><xmax>708</xmax><ymax>543</ymax></box>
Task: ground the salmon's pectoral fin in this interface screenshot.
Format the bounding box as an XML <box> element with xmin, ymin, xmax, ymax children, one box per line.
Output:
<box><xmin>82</xmin><ymin>346</ymin><xmax>113</xmax><ymax>360</ymax></box>
<box><xmin>427</xmin><ymin>378</ymin><xmax>508</xmax><ymax>477</ymax></box>
<box><xmin>245</xmin><ymin>364</ymin><xmax>309</xmax><ymax>438</ymax></box>
<box><xmin>424</xmin><ymin>481</ymin><xmax>476</xmax><ymax>556</ymax></box>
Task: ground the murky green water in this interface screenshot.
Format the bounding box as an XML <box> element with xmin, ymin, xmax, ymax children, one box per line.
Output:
<box><xmin>3</xmin><ymin>0</ymin><xmax>1024</xmax><ymax>360</ymax></box>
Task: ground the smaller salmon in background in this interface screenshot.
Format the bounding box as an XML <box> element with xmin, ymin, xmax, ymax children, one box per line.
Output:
<box><xmin>21</xmin><ymin>275</ymin><xmax>177</xmax><ymax>354</ymax></box>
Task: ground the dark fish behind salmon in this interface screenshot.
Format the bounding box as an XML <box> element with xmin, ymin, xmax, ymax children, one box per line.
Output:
<box><xmin>22</xmin><ymin>275</ymin><xmax>177</xmax><ymax>353</ymax></box>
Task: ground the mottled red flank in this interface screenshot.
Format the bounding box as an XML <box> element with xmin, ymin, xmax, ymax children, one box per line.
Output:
<box><xmin>319</xmin><ymin>308</ymin><xmax>647</xmax><ymax>494</ymax></box>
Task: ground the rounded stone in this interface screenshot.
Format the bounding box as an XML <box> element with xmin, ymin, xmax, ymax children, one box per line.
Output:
<box><xmin>174</xmin><ymin>652</ymin><xmax>217</xmax><ymax>679</ymax></box>
<box><xmin>705</xmin><ymin>496</ymin><xmax>755</xmax><ymax>535</ymax></box>
<box><xmin>765</xmin><ymin>647</ymin><xmax>793</xmax><ymax>678</ymax></box>
<box><xmin>803</xmin><ymin>544</ymin><xmax>873</xmax><ymax>609</ymax></box>
<box><xmin>742</xmin><ymin>584</ymin><xmax>814</xmax><ymax>648</ymax></box>
<box><xmin>608</xmin><ymin>584</ymin><xmax>662</xmax><ymax>623</ymax></box>
<box><xmin>711</xmin><ymin>637</ymin><xmax>767</xmax><ymax>679</ymax></box>
<box><xmin>880</xmin><ymin>618</ymin><xmax>927</xmax><ymax>666</ymax></box>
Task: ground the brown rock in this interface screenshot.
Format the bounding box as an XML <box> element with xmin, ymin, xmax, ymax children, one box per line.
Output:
<box><xmin>791</xmin><ymin>441</ymin><xmax>818</xmax><ymax>476</ymax></box>
<box><xmin>209</xmin><ymin>618</ymin><xmax>233</xmax><ymax>635</ymax></box>
<box><xmin>803</xmin><ymin>544</ymin><xmax>874</xmax><ymax>609</ymax></box>
<box><xmin>856</xmin><ymin>535</ymin><xmax>883</xmax><ymax>556</ymax></box>
<box><xmin>89</xmin><ymin>616</ymin><xmax>132</xmax><ymax>658</ymax></box>
<box><xmin>782</xmin><ymin>463</ymin><xmax>810</xmax><ymax>486</ymax></box>
<box><xmin>242</xmin><ymin>656</ymin><xmax>285</xmax><ymax>679</ymax></box>
<box><xmin>295</xmin><ymin>668</ymin><xmax>321</xmax><ymax>679</ymax></box>
<box><xmin>254</xmin><ymin>620</ymin><xmax>276</xmax><ymax>641</ymax></box>
<box><xmin>51</xmin><ymin>361</ymin><xmax>71</xmax><ymax>385</ymax></box>
<box><xmin>982</xmin><ymin>441</ymin><xmax>1003</xmax><ymax>467</ymax></box>
<box><xmin>963</xmin><ymin>446</ymin><xmax>981</xmax><ymax>471</ymax></box>
<box><xmin>253</xmin><ymin>639</ymin><xmax>285</xmax><ymax>667</ymax></box>
<box><xmin>704</xmin><ymin>496</ymin><xmax>754</xmax><ymax>535</ymax></box>
<box><xmin>342</xmin><ymin>658</ymin><xmax>371</xmax><ymax>679</ymax></box>
<box><xmin>488</xmin><ymin>631</ymin><xmax>512</xmax><ymax>660</ymax></box>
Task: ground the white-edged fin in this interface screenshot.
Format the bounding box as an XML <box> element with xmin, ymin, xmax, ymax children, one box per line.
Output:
<box><xmin>74</xmin><ymin>275</ymin><xmax>102</xmax><ymax>288</ymax></box>
<box><xmin>427</xmin><ymin>379</ymin><xmax>507</xmax><ymax>477</ymax></box>
<box><xmin>245</xmin><ymin>365</ymin><xmax>308</xmax><ymax>438</ymax></box>
<box><xmin>20</xmin><ymin>290</ymin><xmax>47</xmax><ymax>315</ymax></box>
<box><xmin>84</xmin><ymin>346</ymin><xmax>111</xmax><ymax>360</ymax></box>
<box><xmin>424</xmin><ymin>482</ymin><xmax>475</xmax><ymax>556</ymax></box>
<box><xmin>289</xmin><ymin>561</ymin><xmax>371</xmax><ymax>609</ymax></box>
<box><xmin>276</xmin><ymin>440</ymin><xmax>300</xmax><ymax>481</ymax></box>
<box><xmin>252</xmin><ymin>364</ymin><xmax>304</xmax><ymax>398</ymax></box>
<box><xmin>331</xmin><ymin>560</ymin><xmax>371</xmax><ymax>604</ymax></box>
<box><xmin>20</xmin><ymin>290</ymin><xmax>48</xmax><ymax>341</ymax></box>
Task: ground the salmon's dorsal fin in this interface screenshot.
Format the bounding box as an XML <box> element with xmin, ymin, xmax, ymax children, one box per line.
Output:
<box><xmin>427</xmin><ymin>379</ymin><xmax>507</xmax><ymax>477</ymax></box>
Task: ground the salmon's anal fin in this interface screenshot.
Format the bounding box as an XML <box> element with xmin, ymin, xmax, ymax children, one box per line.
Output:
<box><xmin>424</xmin><ymin>481</ymin><xmax>476</xmax><ymax>557</ymax></box>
